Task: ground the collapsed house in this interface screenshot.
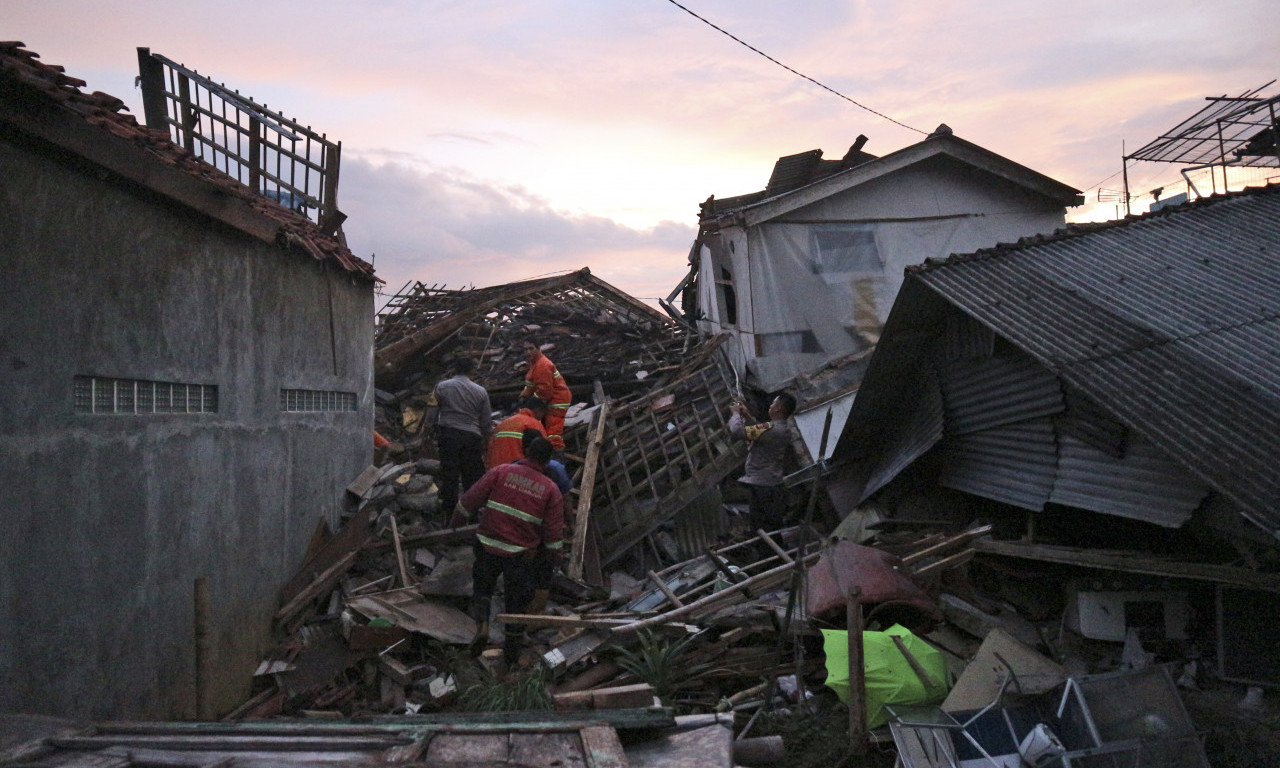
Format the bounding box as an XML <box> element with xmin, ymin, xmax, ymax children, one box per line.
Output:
<box><xmin>670</xmin><ymin>127</ymin><xmax>1083</xmax><ymax>397</ymax></box>
<box><xmin>371</xmin><ymin>269</ymin><xmax>779</xmax><ymax>579</ymax></box>
<box><xmin>826</xmin><ymin>184</ymin><xmax>1280</xmax><ymax>697</ymax></box>
<box><xmin>0</xmin><ymin>44</ymin><xmax>376</xmax><ymax>719</ymax></box>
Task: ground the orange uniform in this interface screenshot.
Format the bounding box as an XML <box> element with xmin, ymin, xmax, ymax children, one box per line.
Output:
<box><xmin>520</xmin><ymin>352</ymin><xmax>571</xmax><ymax>450</ymax></box>
<box><xmin>486</xmin><ymin>409</ymin><xmax>546</xmax><ymax>468</ymax></box>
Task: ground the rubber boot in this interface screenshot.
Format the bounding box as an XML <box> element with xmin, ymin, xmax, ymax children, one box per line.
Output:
<box><xmin>526</xmin><ymin>588</ymin><xmax>550</xmax><ymax>616</ymax></box>
<box><xmin>468</xmin><ymin>598</ymin><xmax>490</xmax><ymax>657</ymax></box>
<box><xmin>503</xmin><ymin>626</ymin><xmax>526</xmax><ymax>667</ymax></box>
<box><xmin>469</xmin><ymin>621</ymin><xmax>489</xmax><ymax>657</ymax></box>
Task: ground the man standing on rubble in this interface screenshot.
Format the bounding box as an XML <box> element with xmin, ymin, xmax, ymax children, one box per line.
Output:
<box><xmin>450</xmin><ymin>435</ymin><xmax>564</xmax><ymax>666</ymax></box>
<box><xmin>428</xmin><ymin>357</ymin><xmax>492</xmax><ymax>519</ymax></box>
<box><xmin>728</xmin><ymin>393</ymin><xmax>797</xmax><ymax>532</ymax></box>
<box><xmin>519</xmin><ymin>341</ymin><xmax>572</xmax><ymax>452</ymax></box>
<box><xmin>486</xmin><ymin>396</ymin><xmax>548</xmax><ymax>467</ymax></box>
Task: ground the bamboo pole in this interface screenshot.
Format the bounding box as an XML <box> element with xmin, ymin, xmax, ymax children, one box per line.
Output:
<box><xmin>847</xmin><ymin>587</ymin><xmax>867</xmax><ymax>756</ymax></box>
<box><xmin>611</xmin><ymin>553</ymin><xmax>820</xmax><ymax>635</ymax></box>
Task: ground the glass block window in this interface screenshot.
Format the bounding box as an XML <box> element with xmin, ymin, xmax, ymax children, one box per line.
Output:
<box><xmin>74</xmin><ymin>376</ymin><xmax>218</xmax><ymax>414</ymax></box>
<box><xmin>280</xmin><ymin>389</ymin><xmax>357</xmax><ymax>412</ymax></box>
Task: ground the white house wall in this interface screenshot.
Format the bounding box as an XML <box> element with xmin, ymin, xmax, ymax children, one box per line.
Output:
<box><xmin>719</xmin><ymin>158</ymin><xmax>1067</xmax><ymax>391</ymax></box>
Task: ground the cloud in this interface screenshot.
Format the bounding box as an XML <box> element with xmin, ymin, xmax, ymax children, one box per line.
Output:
<box><xmin>337</xmin><ymin>157</ymin><xmax>694</xmax><ymax>303</ymax></box>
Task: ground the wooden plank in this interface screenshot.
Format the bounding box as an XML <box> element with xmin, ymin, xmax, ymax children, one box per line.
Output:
<box><xmin>390</xmin><ymin>517</ymin><xmax>412</xmax><ymax>588</ymax></box>
<box><xmin>648</xmin><ymin>569</ymin><xmax>684</xmax><ymax>608</ymax></box>
<box><xmin>280</xmin><ymin>506</ymin><xmax>372</xmax><ymax>605</ymax></box>
<box><xmin>366</xmin><ymin>523</ymin><xmax>478</xmax><ymax>553</ymax></box>
<box><xmin>973</xmin><ymin>539</ymin><xmax>1280</xmax><ymax>592</ymax></box>
<box><xmin>579</xmin><ymin>725</ymin><xmax>630</xmax><ymax>768</ymax></box>
<box><xmin>569</xmin><ymin>400</ymin><xmax>610</xmax><ymax>580</ymax></box>
<box><xmin>273</xmin><ymin>545</ymin><xmax>366</xmax><ymax>630</ymax></box>
<box><xmin>497</xmin><ymin>613</ymin><xmax>633</xmax><ymax>630</ymax></box>
<box><xmin>554</xmin><ymin>684</ymin><xmax>655</xmax><ymax>711</ymax></box>
<box><xmin>900</xmin><ymin>525</ymin><xmax>992</xmax><ymax>568</ymax></box>
<box><xmin>611</xmin><ymin>552</ymin><xmax>821</xmax><ymax>635</ymax></box>
<box><xmin>49</xmin><ymin>734</ymin><xmax>410</xmax><ymax>751</ymax></box>
<box><xmin>909</xmin><ymin>549</ymin><xmax>974</xmax><ymax>579</ymax></box>
<box><xmin>345</xmin><ymin>465</ymin><xmax>381</xmax><ymax>499</ymax></box>
<box><xmin>756</xmin><ymin>529</ymin><xmax>794</xmax><ymax>564</ymax></box>
<box><xmin>890</xmin><ymin>635</ymin><xmax>943</xmax><ymax>691</ymax></box>
<box><xmin>347</xmin><ymin>592</ymin><xmax>476</xmax><ymax>645</ymax></box>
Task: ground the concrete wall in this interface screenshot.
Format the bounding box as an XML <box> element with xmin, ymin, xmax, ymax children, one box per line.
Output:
<box><xmin>0</xmin><ymin>138</ymin><xmax>375</xmax><ymax>718</ymax></box>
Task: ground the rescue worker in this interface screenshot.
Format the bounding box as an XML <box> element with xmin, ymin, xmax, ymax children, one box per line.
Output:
<box><xmin>427</xmin><ymin>357</ymin><xmax>492</xmax><ymax>519</ymax></box>
<box><xmin>517</xmin><ymin>428</ymin><xmax>574</xmax><ymax>617</ymax></box>
<box><xmin>451</xmin><ymin>435</ymin><xmax>564</xmax><ymax>666</ymax></box>
<box><xmin>519</xmin><ymin>341</ymin><xmax>571</xmax><ymax>452</ymax></box>
<box><xmin>486</xmin><ymin>396</ymin><xmax>548</xmax><ymax>468</ymax></box>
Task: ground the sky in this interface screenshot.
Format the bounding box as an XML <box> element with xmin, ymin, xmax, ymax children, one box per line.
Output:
<box><xmin>8</xmin><ymin>1</ymin><xmax>1279</xmax><ymax>305</ymax></box>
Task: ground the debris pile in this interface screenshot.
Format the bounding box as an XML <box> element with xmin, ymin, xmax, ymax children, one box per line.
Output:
<box><xmin>225</xmin><ymin>270</ymin><xmax>1280</xmax><ymax>767</ymax></box>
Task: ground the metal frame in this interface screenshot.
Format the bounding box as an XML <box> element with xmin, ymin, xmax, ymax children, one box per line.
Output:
<box><xmin>1122</xmin><ymin>81</ymin><xmax>1280</xmax><ymax>209</ymax></box>
<box><xmin>136</xmin><ymin>47</ymin><xmax>344</xmax><ymax>233</ymax></box>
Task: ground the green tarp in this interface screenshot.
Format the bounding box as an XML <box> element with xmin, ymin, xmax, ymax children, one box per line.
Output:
<box><xmin>821</xmin><ymin>624</ymin><xmax>950</xmax><ymax>728</ymax></box>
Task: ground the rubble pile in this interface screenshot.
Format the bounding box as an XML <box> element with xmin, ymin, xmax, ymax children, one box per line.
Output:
<box><xmin>227</xmin><ymin>271</ymin><xmax>1280</xmax><ymax>766</ymax></box>
<box><xmin>371</xmin><ymin>268</ymin><xmax>693</xmax><ymax>450</ymax></box>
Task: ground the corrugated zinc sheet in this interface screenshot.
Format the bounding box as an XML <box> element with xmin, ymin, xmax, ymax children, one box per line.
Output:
<box><xmin>938</xmin><ymin>356</ymin><xmax>1064</xmax><ymax>436</ymax></box>
<box><xmin>943</xmin><ymin>310</ymin><xmax>995</xmax><ymax>361</ymax></box>
<box><xmin>1050</xmin><ymin>434</ymin><xmax>1211</xmax><ymax>527</ymax></box>
<box><xmin>915</xmin><ymin>186</ymin><xmax>1280</xmax><ymax>535</ymax></box>
<box><xmin>858</xmin><ymin>369</ymin><xmax>946</xmax><ymax>503</ymax></box>
<box><xmin>939</xmin><ymin>418</ymin><xmax>1058</xmax><ymax>511</ymax></box>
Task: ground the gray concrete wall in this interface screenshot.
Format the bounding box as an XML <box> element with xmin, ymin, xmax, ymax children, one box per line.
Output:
<box><xmin>0</xmin><ymin>138</ymin><xmax>375</xmax><ymax>719</ymax></box>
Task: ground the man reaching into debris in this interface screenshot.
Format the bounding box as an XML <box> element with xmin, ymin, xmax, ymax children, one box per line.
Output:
<box><xmin>729</xmin><ymin>393</ymin><xmax>797</xmax><ymax>532</ymax></box>
<box><xmin>519</xmin><ymin>341</ymin><xmax>572</xmax><ymax>452</ymax></box>
<box><xmin>450</xmin><ymin>435</ymin><xmax>564</xmax><ymax>666</ymax></box>
<box><xmin>486</xmin><ymin>396</ymin><xmax>548</xmax><ymax>467</ymax></box>
<box><xmin>427</xmin><ymin>357</ymin><xmax>492</xmax><ymax>519</ymax></box>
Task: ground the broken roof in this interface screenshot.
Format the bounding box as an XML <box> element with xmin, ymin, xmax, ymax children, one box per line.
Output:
<box><xmin>0</xmin><ymin>42</ymin><xmax>374</xmax><ymax>280</ymax></box>
<box><xmin>374</xmin><ymin>267</ymin><xmax>685</xmax><ymax>389</ymax></box>
<box><xmin>700</xmin><ymin>126</ymin><xmax>1083</xmax><ymax>227</ymax></box>
<box><xmin>841</xmin><ymin>183</ymin><xmax>1280</xmax><ymax>538</ymax></box>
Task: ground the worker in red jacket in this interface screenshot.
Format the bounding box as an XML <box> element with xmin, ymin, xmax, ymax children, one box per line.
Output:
<box><xmin>452</xmin><ymin>435</ymin><xmax>564</xmax><ymax>665</ymax></box>
<box><xmin>519</xmin><ymin>341</ymin><xmax>572</xmax><ymax>451</ymax></box>
<box><xmin>486</xmin><ymin>396</ymin><xmax>547</xmax><ymax>468</ymax></box>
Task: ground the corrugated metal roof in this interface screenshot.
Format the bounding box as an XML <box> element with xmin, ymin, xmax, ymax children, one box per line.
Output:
<box><xmin>938</xmin><ymin>356</ymin><xmax>1064</xmax><ymax>435</ymax></box>
<box><xmin>1050</xmin><ymin>434</ymin><xmax>1209</xmax><ymax>527</ymax></box>
<box><xmin>939</xmin><ymin>418</ymin><xmax>1059</xmax><ymax>511</ymax></box>
<box><xmin>914</xmin><ymin>184</ymin><xmax>1280</xmax><ymax>535</ymax></box>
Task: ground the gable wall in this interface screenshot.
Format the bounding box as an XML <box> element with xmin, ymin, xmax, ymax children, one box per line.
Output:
<box><xmin>0</xmin><ymin>137</ymin><xmax>374</xmax><ymax>718</ymax></box>
<box><xmin>703</xmin><ymin>156</ymin><xmax>1068</xmax><ymax>391</ymax></box>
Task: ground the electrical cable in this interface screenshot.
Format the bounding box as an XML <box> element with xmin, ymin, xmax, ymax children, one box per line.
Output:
<box><xmin>662</xmin><ymin>0</ymin><xmax>927</xmax><ymax>135</ymax></box>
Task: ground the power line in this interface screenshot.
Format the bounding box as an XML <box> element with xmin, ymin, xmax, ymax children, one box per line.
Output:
<box><xmin>662</xmin><ymin>0</ymin><xmax>927</xmax><ymax>135</ymax></box>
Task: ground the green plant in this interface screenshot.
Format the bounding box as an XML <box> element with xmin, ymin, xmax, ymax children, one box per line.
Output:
<box><xmin>612</xmin><ymin>628</ymin><xmax>711</xmax><ymax>705</ymax></box>
<box><xmin>457</xmin><ymin>664</ymin><xmax>553</xmax><ymax>712</ymax></box>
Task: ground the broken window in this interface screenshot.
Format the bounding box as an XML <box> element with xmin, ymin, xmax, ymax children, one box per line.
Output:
<box><xmin>756</xmin><ymin>330</ymin><xmax>821</xmax><ymax>356</ymax></box>
<box><xmin>715</xmin><ymin>266</ymin><xmax>738</xmax><ymax>326</ymax></box>
<box><xmin>810</xmin><ymin>226</ymin><xmax>882</xmax><ymax>277</ymax></box>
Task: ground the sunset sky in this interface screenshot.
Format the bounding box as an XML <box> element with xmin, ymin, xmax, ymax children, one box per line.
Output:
<box><xmin>9</xmin><ymin>1</ymin><xmax>1279</xmax><ymax>303</ymax></box>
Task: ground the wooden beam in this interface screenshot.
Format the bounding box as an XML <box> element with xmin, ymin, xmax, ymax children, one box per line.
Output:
<box><xmin>569</xmin><ymin>400</ymin><xmax>609</xmax><ymax>580</ymax></box>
